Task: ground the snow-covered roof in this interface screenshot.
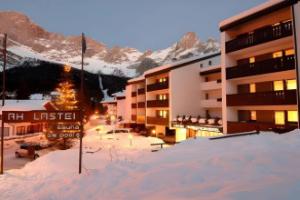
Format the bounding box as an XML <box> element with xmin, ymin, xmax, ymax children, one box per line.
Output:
<box><xmin>0</xmin><ymin>100</ymin><xmax>49</xmax><ymax>112</ymax></box>
<box><xmin>127</xmin><ymin>75</ymin><xmax>145</xmax><ymax>84</ymax></box>
<box><xmin>100</xmin><ymin>99</ymin><xmax>117</xmax><ymax>104</ymax></box>
<box><xmin>112</xmin><ymin>91</ymin><xmax>125</xmax><ymax>98</ymax></box>
<box><xmin>219</xmin><ymin>0</ymin><xmax>291</xmax><ymax>30</ymax></box>
<box><xmin>144</xmin><ymin>52</ymin><xmax>220</xmax><ymax>77</ymax></box>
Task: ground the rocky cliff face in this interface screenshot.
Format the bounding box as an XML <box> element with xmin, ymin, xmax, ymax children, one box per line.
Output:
<box><xmin>0</xmin><ymin>11</ymin><xmax>220</xmax><ymax>77</ymax></box>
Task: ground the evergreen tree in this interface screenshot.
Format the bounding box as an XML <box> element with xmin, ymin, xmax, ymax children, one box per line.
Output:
<box><xmin>54</xmin><ymin>81</ymin><xmax>78</xmax><ymax>110</ymax></box>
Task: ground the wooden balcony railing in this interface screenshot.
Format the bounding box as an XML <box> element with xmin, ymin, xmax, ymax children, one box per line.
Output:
<box><xmin>147</xmin><ymin>100</ymin><xmax>169</xmax><ymax>108</ymax></box>
<box><xmin>147</xmin><ymin>117</ymin><xmax>169</xmax><ymax>126</ymax></box>
<box><xmin>227</xmin><ymin>90</ymin><xmax>297</xmax><ymax>106</ymax></box>
<box><xmin>131</xmin><ymin>92</ymin><xmax>137</xmax><ymax>97</ymax></box>
<box><xmin>137</xmin><ymin>102</ymin><xmax>145</xmax><ymax>108</ymax></box>
<box><xmin>138</xmin><ymin>88</ymin><xmax>145</xmax><ymax>95</ymax></box>
<box><xmin>147</xmin><ymin>81</ymin><xmax>169</xmax><ymax>92</ymax></box>
<box><xmin>226</xmin><ymin>55</ymin><xmax>295</xmax><ymax>79</ymax></box>
<box><xmin>226</xmin><ymin>20</ymin><xmax>293</xmax><ymax>53</ymax></box>
<box><xmin>227</xmin><ymin>121</ymin><xmax>297</xmax><ymax>134</ymax></box>
<box><xmin>131</xmin><ymin>115</ymin><xmax>137</xmax><ymax>121</ymax></box>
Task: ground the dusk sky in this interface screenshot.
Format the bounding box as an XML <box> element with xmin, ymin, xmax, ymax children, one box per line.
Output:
<box><xmin>1</xmin><ymin>0</ymin><xmax>266</xmax><ymax>51</ymax></box>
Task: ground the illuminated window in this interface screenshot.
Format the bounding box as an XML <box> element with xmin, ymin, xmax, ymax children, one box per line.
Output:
<box><xmin>274</xmin><ymin>80</ymin><xmax>284</xmax><ymax>91</ymax></box>
<box><xmin>275</xmin><ymin>111</ymin><xmax>285</xmax><ymax>125</ymax></box>
<box><xmin>288</xmin><ymin>111</ymin><xmax>298</xmax><ymax>122</ymax></box>
<box><xmin>273</xmin><ymin>51</ymin><xmax>283</xmax><ymax>58</ymax></box>
<box><xmin>250</xmin><ymin>83</ymin><xmax>256</xmax><ymax>93</ymax></box>
<box><xmin>249</xmin><ymin>57</ymin><xmax>255</xmax><ymax>63</ymax></box>
<box><xmin>286</xmin><ymin>79</ymin><xmax>297</xmax><ymax>90</ymax></box>
<box><xmin>158</xmin><ymin>94</ymin><xmax>167</xmax><ymax>100</ymax></box>
<box><xmin>285</xmin><ymin>49</ymin><xmax>295</xmax><ymax>56</ymax></box>
<box><xmin>159</xmin><ymin>110</ymin><xmax>168</xmax><ymax>118</ymax></box>
<box><xmin>250</xmin><ymin>111</ymin><xmax>257</xmax><ymax>121</ymax></box>
<box><xmin>159</xmin><ymin>77</ymin><xmax>167</xmax><ymax>83</ymax></box>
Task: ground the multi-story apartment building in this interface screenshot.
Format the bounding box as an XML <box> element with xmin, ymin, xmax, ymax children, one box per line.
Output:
<box><xmin>125</xmin><ymin>76</ymin><xmax>146</xmax><ymax>128</ymax></box>
<box><xmin>125</xmin><ymin>53</ymin><xmax>223</xmax><ymax>142</ymax></box>
<box><xmin>220</xmin><ymin>0</ymin><xmax>300</xmax><ymax>134</ymax></box>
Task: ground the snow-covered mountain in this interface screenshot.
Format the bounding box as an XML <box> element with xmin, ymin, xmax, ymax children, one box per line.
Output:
<box><xmin>0</xmin><ymin>11</ymin><xmax>220</xmax><ymax>77</ymax></box>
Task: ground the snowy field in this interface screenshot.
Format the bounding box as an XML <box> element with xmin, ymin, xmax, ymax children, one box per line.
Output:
<box><xmin>1</xmin><ymin>128</ymin><xmax>300</xmax><ymax>200</ymax></box>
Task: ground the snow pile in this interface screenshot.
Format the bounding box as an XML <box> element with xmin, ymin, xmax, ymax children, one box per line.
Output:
<box><xmin>1</xmin><ymin>130</ymin><xmax>300</xmax><ymax>199</ymax></box>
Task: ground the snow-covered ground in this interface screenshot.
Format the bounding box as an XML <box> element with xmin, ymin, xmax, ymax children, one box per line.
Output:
<box><xmin>1</xmin><ymin>128</ymin><xmax>300</xmax><ymax>200</ymax></box>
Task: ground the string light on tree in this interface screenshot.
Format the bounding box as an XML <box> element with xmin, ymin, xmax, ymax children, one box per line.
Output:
<box><xmin>55</xmin><ymin>81</ymin><xmax>78</xmax><ymax>110</ymax></box>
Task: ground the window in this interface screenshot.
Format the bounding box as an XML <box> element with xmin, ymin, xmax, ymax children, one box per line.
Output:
<box><xmin>275</xmin><ymin>111</ymin><xmax>285</xmax><ymax>125</ymax></box>
<box><xmin>288</xmin><ymin>111</ymin><xmax>298</xmax><ymax>122</ymax></box>
<box><xmin>250</xmin><ymin>83</ymin><xmax>256</xmax><ymax>93</ymax></box>
<box><xmin>200</xmin><ymin>63</ymin><xmax>203</xmax><ymax>68</ymax></box>
<box><xmin>274</xmin><ymin>80</ymin><xmax>284</xmax><ymax>91</ymax></box>
<box><xmin>250</xmin><ymin>111</ymin><xmax>257</xmax><ymax>121</ymax></box>
<box><xmin>249</xmin><ymin>57</ymin><xmax>255</xmax><ymax>64</ymax></box>
<box><xmin>158</xmin><ymin>94</ymin><xmax>167</xmax><ymax>100</ymax></box>
<box><xmin>285</xmin><ymin>49</ymin><xmax>295</xmax><ymax>56</ymax></box>
<box><xmin>158</xmin><ymin>110</ymin><xmax>168</xmax><ymax>118</ymax></box>
<box><xmin>159</xmin><ymin>77</ymin><xmax>167</xmax><ymax>83</ymax></box>
<box><xmin>286</xmin><ymin>79</ymin><xmax>297</xmax><ymax>90</ymax></box>
<box><xmin>273</xmin><ymin>51</ymin><xmax>283</xmax><ymax>58</ymax></box>
<box><xmin>208</xmin><ymin>60</ymin><xmax>212</xmax><ymax>66</ymax></box>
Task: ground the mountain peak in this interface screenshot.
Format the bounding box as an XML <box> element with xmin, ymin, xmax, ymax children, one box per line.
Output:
<box><xmin>176</xmin><ymin>32</ymin><xmax>200</xmax><ymax>50</ymax></box>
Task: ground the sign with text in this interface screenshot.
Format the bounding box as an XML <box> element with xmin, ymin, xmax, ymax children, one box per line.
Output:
<box><xmin>2</xmin><ymin>110</ymin><xmax>81</xmax><ymax>123</ymax></box>
<box><xmin>52</xmin><ymin>123</ymin><xmax>81</xmax><ymax>132</ymax></box>
<box><xmin>46</xmin><ymin>132</ymin><xmax>81</xmax><ymax>139</ymax></box>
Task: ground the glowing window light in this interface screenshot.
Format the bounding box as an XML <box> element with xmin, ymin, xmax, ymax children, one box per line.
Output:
<box><xmin>288</xmin><ymin>111</ymin><xmax>298</xmax><ymax>122</ymax></box>
<box><xmin>275</xmin><ymin>111</ymin><xmax>285</xmax><ymax>125</ymax></box>
<box><xmin>250</xmin><ymin>83</ymin><xmax>256</xmax><ymax>93</ymax></box>
<box><xmin>274</xmin><ymin>80</ymin><xmax>284</xmax><ymax>91</ymax></box>
<box><xmin>286</xmin><ymin>79</ymin><xmax>297</xmax><ymax>90</ymax></box>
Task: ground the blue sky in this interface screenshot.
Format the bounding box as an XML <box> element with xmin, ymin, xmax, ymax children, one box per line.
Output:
<box><xmin>0</xmin><ymin>0</ymin><xmax>266</xmax><ymax>51</ymax></box>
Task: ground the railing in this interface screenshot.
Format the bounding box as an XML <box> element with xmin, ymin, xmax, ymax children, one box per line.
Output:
<box><xmin>131</xmin><ymin>92</ymin><xmax>137</xmax><ymax>97</ymax></box>
<box><xmin>226</xmin><ymin>55</ymin><xmax>295</xmax><ymax>79</ymax></box>
<box><xmin>131</xmin><ymin>115</ymin><xmax>136</xmax><ymax>121</ymax></box>
<box><xmin>147</xmin><ymin>117</ymin><xmax>169</xmax><ymax>126</ymax></box>
<box><xmin>138</xmin><ymin>88</ymin><xmax>145</xmax><ymax>95</ymax></box>
<box><xmin>137</xmin><ymin>102</ymin><xmax>145</xmax><ymax>108</ymax></box>
<box><xmin>226</xmin><ymin>20</ymin><xmax>293</xmax><ymax>53</ymax></box>
<box><xmin>147</xmin><ymin>81</ymin><xmax>169</xmax><ymax>92</ymax></box>
<box><xmin>147</xmin><ymin>100</ymin><xmax>169</xmax><ymax>108</ymax></box>
<box><xmin>227</xmin><ymin>90</ymin><xmax>297</xmax><ymax>106</ymax></box>
<box><xmin>227</xmin><ymin>121</ymin><xmax>297</xmax><ymax>134</ymax></box>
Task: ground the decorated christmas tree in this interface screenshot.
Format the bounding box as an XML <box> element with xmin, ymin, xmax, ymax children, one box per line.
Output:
<box><xmin>54</xmin><ymin>81</ymin><xmax>78</xmax><ymax>110</ymax></box>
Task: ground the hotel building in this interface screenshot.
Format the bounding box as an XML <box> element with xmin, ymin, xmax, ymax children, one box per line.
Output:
<box><xmin>125</xmin><ymin>53</ymin><xmax>223</xmax><ymax>142</ymax></box>
<box><xmin>220</xmin><ymin>0</ymin><xmax>300</xmax><ymax>134</ymax></box>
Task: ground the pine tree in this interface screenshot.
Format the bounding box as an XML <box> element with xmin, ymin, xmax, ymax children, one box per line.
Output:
<box><xmin>54</xmin><ymin>81</ymin><xmax>78</xmax><ymax>110</ymax></box>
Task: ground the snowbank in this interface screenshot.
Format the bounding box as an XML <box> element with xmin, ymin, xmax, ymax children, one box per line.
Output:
<box><xmin>1</xmin><ymin>130</ymin><xmax>300</xmax><ymax>200</ymax></box>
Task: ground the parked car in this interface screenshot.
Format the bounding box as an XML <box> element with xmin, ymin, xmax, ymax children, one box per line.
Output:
<box><xmin>15</xmin><ymin>145</ymin><xmax>40</xmax><ymax>160</ymax></box>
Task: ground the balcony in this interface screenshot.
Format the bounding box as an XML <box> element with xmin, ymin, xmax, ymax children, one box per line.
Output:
<box><xmin>226</xmin><ymin>20</ymin><xmax>293</xmax><ymax>53</ymax></box>
<box><xmin>147</xmin><ymin>82</ymin><xmax>169</xmax><ymax>92</ymax></box>
<box><xmin>227</xmin><ymin>90</ymin><xmax>297</xmax><ymax>106</ymax></box>
<box><xmin>137</xmin><ymin>102</ymin><xmax>145</xmax><ymax>108</ymax></box>
<box><xmin>147</xmin><ymin>117</ymin><xmax>169</xmax><ymax>126</ymax></box>
<box><xmin>201</xmin><ymin>79</ymin><xmax>222</xmax><ymax>91</ymax></box>
<box><xmin>200</xmin><ymin>99</ymin><xmax>222</xmax><ymax>108</ymax></box>
<box><xmin>147</xmin><ymin>100</ymin><xmax>169</xmax><ymax>108</ymax></box>
<box><xmin>131</xmin><ymin>115</ymin><xmax>136</xmax><ymax>121</ymax></box>
<box><xmin>226</xmin><ymin>55</ymin><xmax>295</xmax><ymax>79</ymax></box>
<box><xmin>131</xmin><ymin>103</ymin><xmax>137</xmax><ymax>108</ymax></box>
<box><xmin>138</xmin><ymin>88</ymin><xmax>145</xmax><ymax>95</ymax></box>
<box><xmin>131</xmin><ymin>92</ymin><xmax>137</xmax><ymax>97</ymax></box>
<box><xmin>227</xmin><ymin>121</ymin><xmax>297</xmax><ymax>134</ymax></box>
